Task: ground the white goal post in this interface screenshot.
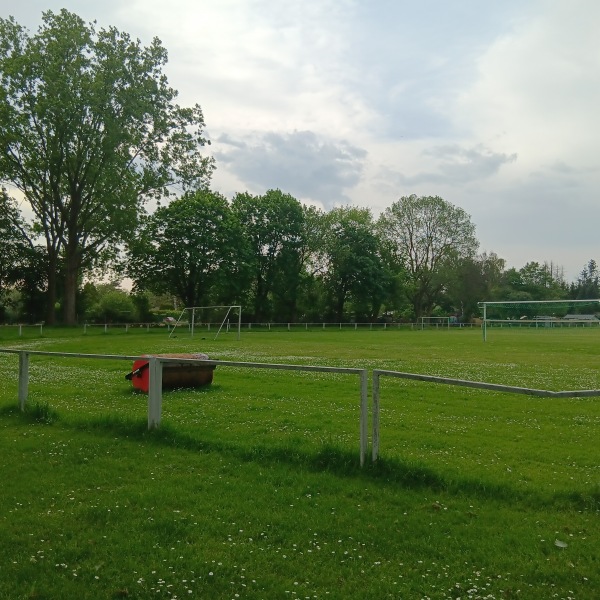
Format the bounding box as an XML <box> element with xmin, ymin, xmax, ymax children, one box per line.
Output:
<box><xmin>479</xmin><ymin>299</ymin><xmax>600</xmax><ymax>341</ymax></box>
<box><xmin>419</xmin><ymin>316</ymin><xmax>451</xmax><ymax>330</ymax></box>
<box><xmin>168</xmin><ymin>305</ymin><xmax>242</xmax><ymax>340</ymax></box>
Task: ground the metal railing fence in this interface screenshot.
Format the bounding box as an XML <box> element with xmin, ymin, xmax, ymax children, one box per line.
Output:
<box><xmin>371</xmin><ymin>369</ymin><xmax>600</xmax><ymax>462</ymax></box>
<box><xmin>0</xmin><ymin>349</ymin><xmax>369</xmax><ymax>466</ymax></box>
<box><xmin>0</xmin><ymin>321</ymin><xmax>478</xmax><ymax>338</ymax></box>
<box><xmin>3</xmin><ymin>349</ymin><xmax>599</xmax><ymax>466</ymax></box>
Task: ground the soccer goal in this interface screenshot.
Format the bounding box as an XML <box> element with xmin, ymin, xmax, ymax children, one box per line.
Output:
<box><xmin>168</xmin><ymin>305</ymin><xmax>241</xmax><ymax>340</ymax></box>
<box><xmin>419</xmin><ymin>316</ymin><xmax>450</xmax><ymax>330</ymax></box>
<box><xmin>479</xmin><ymin>299</ymin><xmax>600</xmax><ymax>341</ymax></box>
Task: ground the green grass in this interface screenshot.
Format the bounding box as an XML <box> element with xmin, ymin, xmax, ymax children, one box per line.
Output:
<box><xmin>0</xmin><ymin>328</ymin><xmax>598</xmax><ymax>599</ymax></box>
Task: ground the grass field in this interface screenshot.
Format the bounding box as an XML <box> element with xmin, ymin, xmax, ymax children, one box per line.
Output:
<box><xmin>0</xmin><ymin>327</ymin><xmax>598</xmax><ymax>599</ymax></box>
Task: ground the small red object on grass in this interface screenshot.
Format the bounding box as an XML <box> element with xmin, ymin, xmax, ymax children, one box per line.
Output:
<box><xmin>125</xmin><ymin>353</ymin><xmax>215</xmax><ymax>393</ymax></box>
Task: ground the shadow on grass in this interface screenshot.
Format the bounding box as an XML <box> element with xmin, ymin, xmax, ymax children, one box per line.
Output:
<box><xmin>3</xmin><ymin>403</ymin><xmax>598</xmax><ymax>512</ymax></box>
<box><xmin>65</xmin><ymin>415</ymin><xmax>600</xmax><ymax>512</ymax></box>
<box><xmin>0</xmin><ymin>401</ymin><xmax>59</xmax><ymax>424</ymax></box>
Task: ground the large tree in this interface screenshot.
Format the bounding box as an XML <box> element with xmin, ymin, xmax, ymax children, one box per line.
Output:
<box><xmin>321</xmin><ymin>206</ymin><xmax>390</xmax><ymax>322</ymax></box>
<box><xmin>232</xmin><ymin>189</ymin><xmax>305</xmax><ymax>322</ymax></box>
<box><xmin>443</xmin><ymin>252</ymin><xmax>506</xmax><ymax>321</ymax></box>
<box><xmin>127</xmin><ymin>190</ymin><xmax>243</xmax><ymax>308</ymax></box>
<box><xmin>378</xmin><ymin>194</ymin><xmax>478</xmax><ymax>320</ymax></box>
<box><xmin>572</xmin><ymin>259</ymin><xmax>599</xmax><ymax>300</ymax></box>
<box><xmin>0</xmin><ymin>10</ymin><xmax>213</xmax><ymax>324</ymax></box>
<box><xmin>0</xmin><ymin>190</ymin><xmax>32</xmax><ymax>319</ymax></box>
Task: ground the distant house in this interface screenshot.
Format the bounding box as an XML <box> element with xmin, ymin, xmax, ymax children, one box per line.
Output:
<box><xmin>563</xmin><ymin>314</ymin><xmax>598</xmax><ymax>321</ymax></box>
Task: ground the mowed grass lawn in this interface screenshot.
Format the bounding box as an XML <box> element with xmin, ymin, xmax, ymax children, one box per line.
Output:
<box><xmin>0</xmin><ymin>327</ymin><xmax>598</xmax><ymax>599</ymax></box>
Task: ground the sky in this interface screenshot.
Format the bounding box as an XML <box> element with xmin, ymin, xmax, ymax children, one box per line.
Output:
<box><xmin>3</xmin><ymin>0</ymin><xmax>599</xmax><ymax>283</ymax></box>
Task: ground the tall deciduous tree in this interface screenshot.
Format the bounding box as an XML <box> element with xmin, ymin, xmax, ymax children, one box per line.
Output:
<box><xmin>0</xmin><ymin>189</ymin><xmax>49</xmax><ymax>322</ymax></box>
<box><xmin>0</xmin><ymin>10</ymin><xmax>213</xmax><ymax>324</ymax></box>
<box><xmin>232</xmin><ymin>189</ymin><xmax>305</xmax><ymax>322</ymax></box>
<box><xmin>0</xmin><ymin>190</ymin><xmax>31</xmax><ymax>318</ymax></box>
<box><xmin>322</xmin><ymin>206</ymin><xmax>390</xmax><ymax>322</ymax></box>
<box><xmin>572</xmin><ymin>259</ymin><xmax>599</xmax><ymax>300</ymax></box>
<box><xmin>444</xmin><ymin>252</ymin><xmax>506</xmax><ymax>321</ymax></box>
<box><xmin>378</xmin><ymin>194</ymin><xmax>478</xmax><ymax>320</ymax></box>
<box><xmin>127</xmin><ymin>190</ymin><xmax>243</xmax><ymax>308</ymax></box>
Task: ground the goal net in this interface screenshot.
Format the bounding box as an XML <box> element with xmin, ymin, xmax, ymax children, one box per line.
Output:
<box><xmin>168</xmin><ymin>305</ymin><xmax>241</xmax><ymax>340</ymax></box>
<box><xmin>419</xmin><ymin>316</ymin><xmax>451</xmax><ymax>330</ymax></box>
<box><xmin>479</xmin><ymin>299</ymin><xmax>600</xmax><ymax>341</ymax></box>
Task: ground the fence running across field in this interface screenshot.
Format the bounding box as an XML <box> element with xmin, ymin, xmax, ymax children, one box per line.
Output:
<box><xmin>0</xmin><ymin>321</ymin><xmax>478</xmax><ymax>339</ymax></box>
<box><xmin>2</xmin><ymin>349</ymin><xmax>599</xmax><ymax>465</ymax></box>
<box><xmin>371</xmin><ymin>370</ymin><xmax>600</xmax><ymax>462</ymax></box>
<box><xmin>0</xmin><ymin>349</ymin><xmax>369</xmax><ymax>465</ymax></box>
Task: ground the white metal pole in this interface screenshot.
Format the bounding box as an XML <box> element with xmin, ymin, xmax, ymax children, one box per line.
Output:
<box><xmin>359</xmin><ymin>369</ymin><xmax>368</xmax><ymax>467</ymax></box>
<box><xmin>18</xmin><ymin>351</ymin><xmax>29</xmax><ymax>411</ymax></box>
<box><xmin>483</xmin><ymin>303</ymin><xmax>487</xmax><ymax>342</ymax></box>
<box><xmin>147</xmin><ymin>357</ymin><xmax>163</xmax><ymax>429</ymax></box>
<box><xmin>372</xmin><ymin>371</ymin><xmax>380</xmax><ymax>462</ymax></box>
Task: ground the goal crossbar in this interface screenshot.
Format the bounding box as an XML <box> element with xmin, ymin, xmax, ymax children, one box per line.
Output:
<box><xmin>168</xmin><ymin>305</ymin><xmax>241</xmax><ymax>340</ymax></box>
<box><xmin>478</xmin><ymin>299</ymin><xmax>600</xmax><ymax>341</ymax></box>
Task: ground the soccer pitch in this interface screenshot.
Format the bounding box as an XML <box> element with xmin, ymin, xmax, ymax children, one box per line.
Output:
<box><xmin>0</xmin><ymin>328</ymin><xmax>598</xmax><ymax>599</ymax></box>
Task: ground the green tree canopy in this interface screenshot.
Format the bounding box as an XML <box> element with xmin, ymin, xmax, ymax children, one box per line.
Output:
<box><xmin>572</xmin><ymin>259</ymin><xmax>599</xmax><ymax>300</ymax></box>
<box><xmin>0</xmin><ymin>189</ymin><xmax>50</xmax><ymax>322</ymax></box>
<box><xmin>0</xmin><ymin>10</ymin><xmax>214</xmax><ymax>325</ymax></box>
<box><xmin>378</xmin><ymin>194</ymin><xmax>478</xmax><ymax>320</ymax></box>
<box><xmin>127</xmin><ymin>189</ymin><xmax>242</xmax><ymax>308</ymax></box>
<box><xmin>321</xmin><ymin>206</ymin><xmax>390</xmax><ymax>322</ymax></box>
<box><xmin>232</xmin><ymin>189</ymin><xmax>305</xmax><ymax>321</ymax></box>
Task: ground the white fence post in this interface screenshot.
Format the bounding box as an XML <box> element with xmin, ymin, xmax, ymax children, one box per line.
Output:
<box><xmin>147</xmin><ymin>357</ymin><xmax>163</xmax><ymax>429</ymax></box>
<box><xmin>359</xmin><ymin>369</ymin><xmax>369</xmax><ymax>467</ymax></box>
<box><xmin>18</xmin><ymin>351</ymin><xmax>29</xmax><ymax>411</ymax></box>
<box><xmin>372</xmin><ymin>371</ymin><xmax>380</xmax><ymax>462</ymax></box>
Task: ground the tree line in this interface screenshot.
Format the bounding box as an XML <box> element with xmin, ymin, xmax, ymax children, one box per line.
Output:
<box><xmin>0</xmin><ymin>10</ymin><xmax>597</xmax><ymax>326</ymax></box>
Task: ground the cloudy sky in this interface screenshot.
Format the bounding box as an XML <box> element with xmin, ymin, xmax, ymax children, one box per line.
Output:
<box><xmin>3</xmin><ymin>0</ymin><xmax>599</xmax><ymax>282</ymax></box>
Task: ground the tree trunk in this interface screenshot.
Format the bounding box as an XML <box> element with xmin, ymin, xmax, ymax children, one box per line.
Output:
<box><xmin>63</xmin><ymin>250</ymin><xmax>80</xmax><ymax>326</ymax></box>
<box><xmin>45</xmin><ymin>253</ymin><xmax>58</xmax><ymax>325</ymax></box>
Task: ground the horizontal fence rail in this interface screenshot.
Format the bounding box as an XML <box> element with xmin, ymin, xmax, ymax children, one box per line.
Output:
<box><xmin>371</xmin><ymin>370</ymin><xmax>600</xmax><ymax>462</ymax></box>
<box><xmin>0</xmin><ymin>321</ymin><xmax>479</xmax><ymax>338</ymax></box>
<box><xmin>0</xmin><ymin>349</ymin><xmax>369</xmax><ymax>466</ymax></box>
<box><xmin>3</xmin><ymin>349</ymin><xmax>599</xmax><ymax>466</ymax></box>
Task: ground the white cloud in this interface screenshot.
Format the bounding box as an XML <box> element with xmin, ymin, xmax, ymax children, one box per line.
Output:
<box><xmin>214</xmin><ymin>130</ymin><xmax>367</xmax><ymax>208</ymax></box>
<box><xmin>2</xmin><ymin>0</ymin><xmax>599</xmax><ymax>281</ymax></box>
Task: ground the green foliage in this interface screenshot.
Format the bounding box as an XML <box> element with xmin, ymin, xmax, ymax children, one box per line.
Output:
<box><xmin>443</xmin><ymin>252</ymin><xmax>507</xmax><ymax>320</ymax></box>
<box><xmin>86</xmin><ymin>288</ymin><xmax>137</xmax><ymax>324</ymax></box>
<box><xmin>320</xmin><ymin>206</ymin><xmax>391</xmax><ymax>321</ymax></box>
<box><xmin>130</xmin><ymin>291</ymin><xmax>154</xmax><ymax>323</ymax></box>
<box><xmin>128</xmin><ymin>189</ymin><xmax>243</xmax><ymax>308</ymax></box>
<box><xmin>232</xmin><ymin>189</ymin><xmax>306</xmax><ymax>321</ymax></box>
<box><xmin>378</xmin><ymin>194</ymin><xmax>479</xmax><ymax>320</ymax></box>
<box><xmin>573</xmin><ymin>259</ymin><xmax>600</xmax><ymax>300</ymax></box>
<box><xmin>0</xmin><ymin>10</ymin><xmax>213</xmax><ymax>325</ymax></box>
<box><xmin>0</xmin><ymin>191</ymin><xmax>48</xmax><ymax>323</ymax></box>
